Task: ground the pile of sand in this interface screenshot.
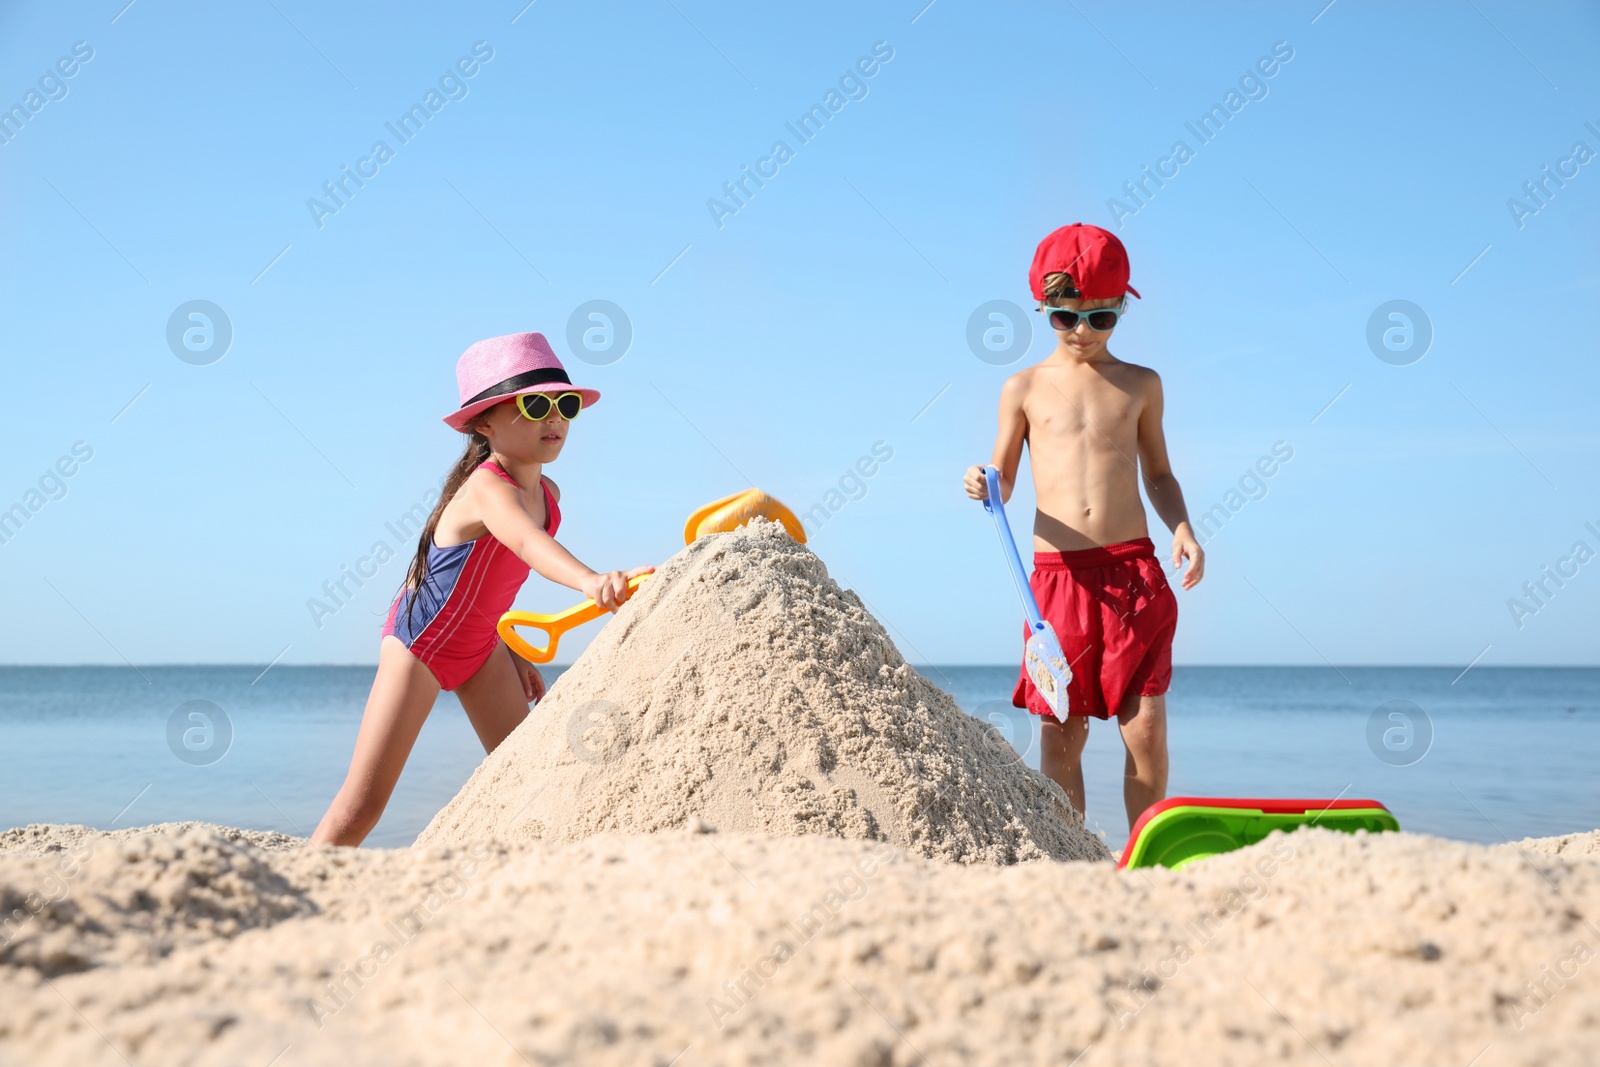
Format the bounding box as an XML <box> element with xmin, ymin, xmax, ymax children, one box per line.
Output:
<box><xmin>2</xmin><ymin>823</ymin><xmax>1597</xmax><ymax>1065</ymax></box>
<box><xmin>418</xmin><ymin>520</ymin><xmax>1108</xmax><ymax>865</ymax></box>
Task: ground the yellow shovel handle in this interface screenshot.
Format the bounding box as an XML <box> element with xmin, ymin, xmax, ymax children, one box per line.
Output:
<box><xmin>497</xmin><ymin>573</ymin><xmax>652</xmax><ymax>664</ymax></box>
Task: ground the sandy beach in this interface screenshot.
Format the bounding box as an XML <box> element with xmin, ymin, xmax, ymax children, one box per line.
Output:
<box><xmin>4</xmin><ymin>525</ymin><xmax>1597</xmax><ymax>1065</ymax></box>
<box><xmin>2</xmin><ymin>822</ymin><xmax>1596</xmax><ymax>1066</ymax></box>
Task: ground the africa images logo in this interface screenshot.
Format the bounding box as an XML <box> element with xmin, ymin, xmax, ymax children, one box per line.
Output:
<box><xmin>306</xmin><ymin>42</ymin><xmax>495</xmax><ymax>229</ymax></box>
<box><xmin>1106</xmin><ymin>41</ymin><xmax>1295</xmax><ymax>227</ymax></box>
<box><xmin>706</xmin><ymin>41</ymin><xmax>895</xmax><ymax>229</ymax></box>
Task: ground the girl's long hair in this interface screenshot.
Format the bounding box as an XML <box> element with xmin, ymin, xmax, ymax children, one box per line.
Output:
<box><xmin>400</xmin><ymin>424</ymin><xmax>492</xmax><ymax>629</ymax></box>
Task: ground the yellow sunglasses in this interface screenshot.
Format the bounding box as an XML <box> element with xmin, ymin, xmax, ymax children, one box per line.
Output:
<box><xmin>515</xmin><ymin>392</ymin><xmax>583</xmax><ymax>421</ymax></box>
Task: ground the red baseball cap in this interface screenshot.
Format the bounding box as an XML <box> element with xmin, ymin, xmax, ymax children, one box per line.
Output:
<box><xmin>1029</xmin><ymin>223</ymin><xmax>1141</xmax><ymax>303</ymax></box>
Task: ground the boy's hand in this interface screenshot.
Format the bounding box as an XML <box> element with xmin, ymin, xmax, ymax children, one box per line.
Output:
<box><xmin>586</xmin><ymin>565</ymin><xmax>655</xmax><ymax>612</ymax></box>
<box><xmin>509</xmin><ymin>649</ymin><xmax>546</xmax><ymax>703</ymax></box>
<box><xmin>1171</xmin><ymin>524</ymin><xmax>1205</xmax><ymax>589</ymax></box>
<box><xmin>963</xmin><ymin>465</ymin><xmax>990</xmax><ymax>501</ymax></box>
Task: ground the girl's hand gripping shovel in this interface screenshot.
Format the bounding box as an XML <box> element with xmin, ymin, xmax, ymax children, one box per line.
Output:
<box><xmin>495</xmin><ymin>486</ymin><xmax>800</xmax><ymax>666</ymax></box>
<box><xmin>979</xmin><ymin>466</ymin><xmax>1072</xmax><ymax>719</ymax></box>
<box><xmin>497</xmin><ymin>574</ymin><xmax>652</xmax><ymax>665</ymax></box>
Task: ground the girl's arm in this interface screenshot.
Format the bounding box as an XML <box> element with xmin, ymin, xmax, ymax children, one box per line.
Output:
<box><xmin>474</xmin><ymin>472</ymin><xmax>649</xmax><ymax>609</ymax></box>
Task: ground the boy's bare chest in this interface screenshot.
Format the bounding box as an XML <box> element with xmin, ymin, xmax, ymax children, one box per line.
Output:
<box><xmin>1025</xmin><ymin>377</ymin><xmax>1142</xmax><ymax>441</ymax></box>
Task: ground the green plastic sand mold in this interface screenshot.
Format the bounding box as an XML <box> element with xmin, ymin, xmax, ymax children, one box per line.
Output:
<box><xmin>1118</xmin><ymin>796</ymin><xmax>1400</xmax><ymax>871</ymax></box>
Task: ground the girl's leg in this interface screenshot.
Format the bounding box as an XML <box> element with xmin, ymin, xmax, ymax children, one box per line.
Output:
<box><xmin>453</xmin><ymin>638</ymin><xmax>532</xmax><ymax>752</ymax></box>
<box><xmin>310</xmin><ymin>636</ymin><xmax>441</xmax><ymax>848</ymax></box>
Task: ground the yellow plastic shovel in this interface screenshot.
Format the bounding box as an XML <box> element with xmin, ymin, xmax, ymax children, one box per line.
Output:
<box><xmin>682</xmin><ymin>488</ymin><xmax>807</xmax><ymax>544</ymax></box>
<box><xmin>497</xmin><ymin>573</ymin><xmax>652</xmax><ymax>664</ymax></box>
<box><xmin>497</xmin><ymin>488</ymin><xmax>805</xmax><ymax>664</ymax></box>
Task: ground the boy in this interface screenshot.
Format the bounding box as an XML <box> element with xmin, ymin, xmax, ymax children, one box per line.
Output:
<box><xmin>964</xmin><ymin>222</ymin><xmax>1204</xmax><ymax>830</ymax></box>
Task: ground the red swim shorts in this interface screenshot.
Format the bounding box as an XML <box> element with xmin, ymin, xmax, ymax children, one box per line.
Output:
<box><xmin>1012</xmin><ymin>537</ymin><xmax>1178</xmax><ymax>720</ymax></box>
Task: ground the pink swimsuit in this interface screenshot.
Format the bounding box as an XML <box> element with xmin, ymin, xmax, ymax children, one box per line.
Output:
<box><xmin>382</xmin><ymin>461</ymin><xmax>560</xmax><ymax>690</ymax></box>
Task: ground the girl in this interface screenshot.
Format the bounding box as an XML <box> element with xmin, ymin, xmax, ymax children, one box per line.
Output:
<box><xmin>310</xmin><ymin>332</ymin><xmax>652</xmax><ymax>847</ymax></box>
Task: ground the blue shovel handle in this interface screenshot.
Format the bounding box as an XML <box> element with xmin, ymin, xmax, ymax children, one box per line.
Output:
<box><xmin>980</xmin><ymin>466</ymin><xmax>1047</xmax><ymax>634</ymax></box>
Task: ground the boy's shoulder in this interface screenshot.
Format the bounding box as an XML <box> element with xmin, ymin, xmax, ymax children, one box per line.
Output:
<box><xmin>1004</xmin><ymin>356</ymin><xmax>1162</xmax><ymax>394</ymax></box>
<box><xmin>1106</xmin><ymin>357</ymin><xmax>1163</xmax><ymax>391</ymax></box>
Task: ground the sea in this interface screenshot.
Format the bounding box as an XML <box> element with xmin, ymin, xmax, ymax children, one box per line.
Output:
<box><xmin>2</xmin><ymin>665</ymin><xmax>1594</xmax><ymax>850</ymax></box>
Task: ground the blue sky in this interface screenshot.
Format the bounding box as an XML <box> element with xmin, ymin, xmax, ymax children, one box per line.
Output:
<box><xmin>1</xmin><ymin>0</ymin><xmax>1597</xmax><ymax>668</ymax></box>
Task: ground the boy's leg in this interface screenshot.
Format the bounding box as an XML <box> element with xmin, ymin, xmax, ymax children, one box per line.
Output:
<box><xmin>1039</xmin><ymin>716</ymin><xmax>1090</xmax><ymax>815</ymax></box>
<box><xmin>1117</xmin><ymin>692</ymin><xmax>1168</xmax><ymax>829</ymax></box>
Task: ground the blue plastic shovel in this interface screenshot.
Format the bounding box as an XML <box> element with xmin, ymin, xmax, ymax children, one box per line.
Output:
<box><xmin>979</xmin><ymin>465</ymin><xmax>1072</xmax><ymax>719</ymax></box>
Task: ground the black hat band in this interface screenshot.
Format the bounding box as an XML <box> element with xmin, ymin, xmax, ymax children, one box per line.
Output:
<box><xmin>463</xmin><ymin>367</ymin><xmax>573</xmax><ymax>407</ymax></box>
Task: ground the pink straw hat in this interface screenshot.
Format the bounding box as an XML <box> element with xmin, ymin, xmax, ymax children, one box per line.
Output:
<box><xmin>442</xmin><ymin>332</ymin><xmax>600</xmax><ymax>432</ymax></box>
